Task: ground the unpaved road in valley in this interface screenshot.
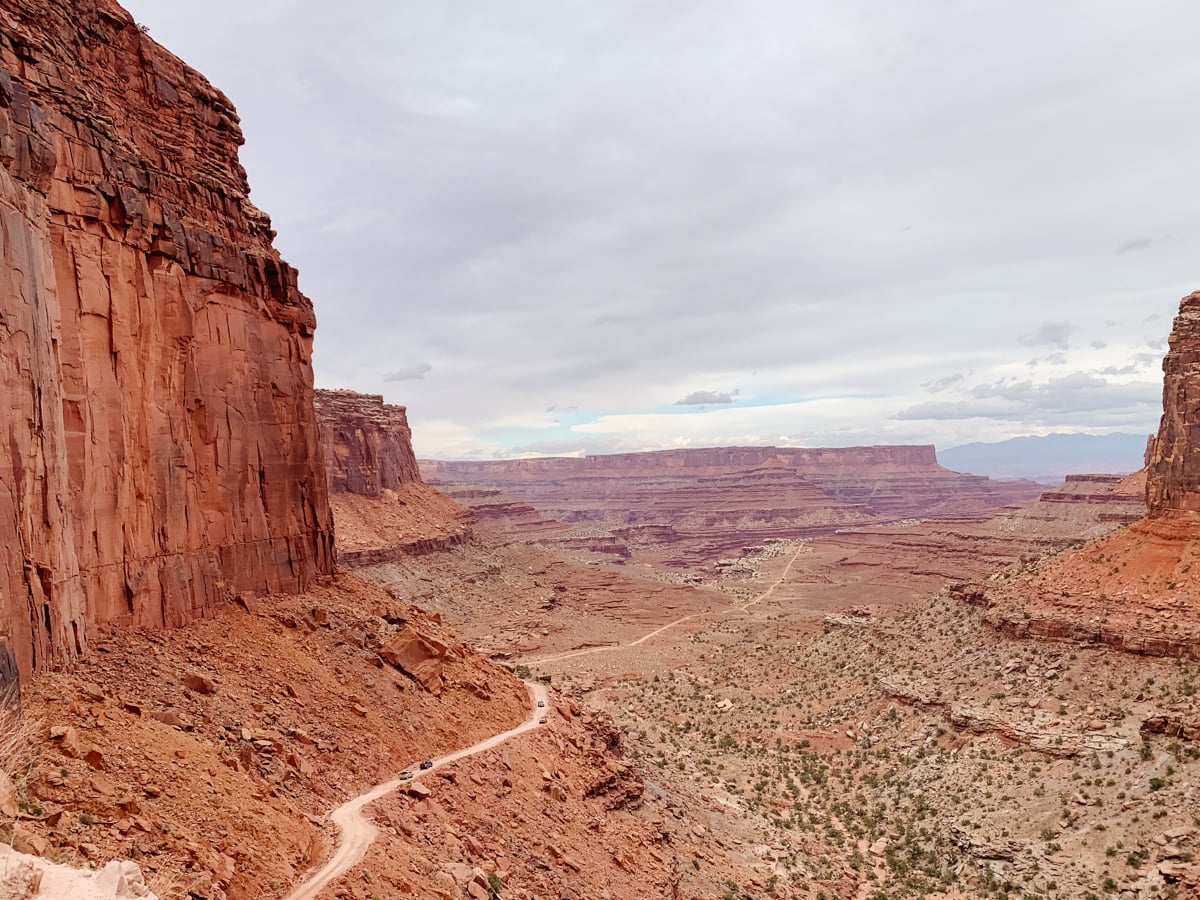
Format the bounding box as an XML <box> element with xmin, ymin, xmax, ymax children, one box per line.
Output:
<box><xmin>287</xmin><ymin>681</ymin><xmax>550</xmax><ymax>900</ymax></box>
<box><xmin>529</xmin><ymin>541</ymin><xmax>809</xmax><ymax>665</ymax></box>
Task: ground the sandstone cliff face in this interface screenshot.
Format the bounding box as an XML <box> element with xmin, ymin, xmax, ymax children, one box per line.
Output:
<box><xmin>314</xmin><ymin>389</ymin><xmax>473</xmax><ymax>563</ymax></box>
<box><xmin>0</xmin><ymin>0</ymin><xmax>334</xmax><ymax>679</ymax></box>
<box><xmin>313</xmin><ymin>389</ymin><xmax>421</xmax><ymax>495</ymax></box>
<box><xmin>1147</xmin><ymin>292</ymin><xmax>1200</xmax><ymax>515</ymax></box>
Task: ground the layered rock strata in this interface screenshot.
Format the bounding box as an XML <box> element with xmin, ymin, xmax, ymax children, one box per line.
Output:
<box><xmin>314</xmin><ymin>389</ymin><xmax>472</xmax><ymax>561</ymax></box>
<box><xmin>423</xmin><ymin>445</ymin><xmax>1043</xmax><ymax>566</ymax></box>
<box><xmin>1148</xmin><ymin>291</ymin><xmax>1200</xmax><ymax>514</ymax></box>
<box><xmin>313</xmin><ymin>389</ymin><xmax>421</xmax><ymax>495</ymax></box>
<box><xmin>0</xmin><ymin>0</ymin><xmax>334</xmax><ymax>679</ymax></box>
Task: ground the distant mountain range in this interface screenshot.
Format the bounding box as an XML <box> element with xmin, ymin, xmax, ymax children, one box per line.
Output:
<box><xmin>938</xmin><ymin>433</ymin><xmax>1150</xmax><ymax>485</ymax></box>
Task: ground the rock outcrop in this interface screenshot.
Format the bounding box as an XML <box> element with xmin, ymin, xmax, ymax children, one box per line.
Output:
<box><xmin>1147</xmin><ymin>291</ymin><xmax>1200</xmax><ymax>515</ymax></box>
<box><xmin>0</xmin><ymin>0</ymin><xmax>334</xmax><ymax>679</ymax></box>
<box><xmin>314</xmin><ymin>389</ymin><xmax>473</xmax><ymax>562</ymax></box>
<box><xmin>379</xmin><ymin>625</ymin><xmax>452</xmax><ymax>695</ymax></box>
<box><xmin>973</xmin><ymin>292</ymin><xmax>1200</xmax><ymax>661</ymax></box>
<box><xmin>314</xmin><ymin>389</ymin><xmax>421</xmax><ymax>495</ymax></box>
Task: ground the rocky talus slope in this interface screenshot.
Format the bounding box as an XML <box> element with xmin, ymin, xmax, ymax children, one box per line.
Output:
<box><xmin>0</xmin><ymin>0</ymin><xmax>334</xmax><ymax>680</ymax></box>
<box><xmin>314</xmin><ymin>389</ymin><xmax>472</xmax><ymax>561</ymax></box>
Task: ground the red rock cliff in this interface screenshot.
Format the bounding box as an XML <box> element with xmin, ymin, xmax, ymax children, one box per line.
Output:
<box><xmin>0</xmin><ymin>0</ymin><xmax>335</xmax><ymax>680</ymax></box>
<box><xmin>1147</xmin><ymin>292</ymin><xmax>1200</xmax><ymax>515</ymax></box>
<box><xmin>314</xmin><ymin>389</ymin><xmax>422</xmax><ymax>495</ymax></box>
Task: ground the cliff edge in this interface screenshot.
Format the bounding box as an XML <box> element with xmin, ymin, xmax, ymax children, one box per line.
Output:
<box><xmin>0</xmin><ymin>0</ymin><xmax>334</xmax><ymax>680</ymax></box>
<box><xmin>314</xmin><ymin>390</ymin><xmax>471</xmax><ymax>562</ymax></box>
<box><xmin>1147</xmin><ymin>291</ymin><xmax>1200</xmax><ymax>515</ymax></box>
<box><xmin>977</xmin><ymin>291</ymin><xmax>1200</xmax><ymax>660</ymax></box>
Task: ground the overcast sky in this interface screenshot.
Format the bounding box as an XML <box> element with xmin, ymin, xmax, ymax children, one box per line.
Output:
<box><xmin>123</xmin><ymin>0</ymin><xmax>1199</xmax><ymax>459</ymax></box>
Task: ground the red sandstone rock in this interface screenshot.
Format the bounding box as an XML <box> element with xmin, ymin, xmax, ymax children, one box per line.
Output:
<box><xmin>1148</xmin><ymin>291</ymin><xmax>1200</xmax><ymax>514</ymax></box>
<box><xmin>379</xmin><ymin>626</ymin><xmax>451</xmax><ymax>694</ymax></box>
<box><xmin>314</xmin><ymin>389</ymin><xmax>477</xmax><ymax>564</ymax></box>
<box><xmin>0</xmin><ymin>0</ymin><xmax>334</xmax><ymax>680</ymax></box>
<box><xmin>314</xmin><ymin>389</ymin><xmax>422</xmax><ymax>495</ymax></box>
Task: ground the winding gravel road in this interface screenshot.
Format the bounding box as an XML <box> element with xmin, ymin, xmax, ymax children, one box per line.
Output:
<box><xmin>528</xmin><ymin>540</ymin><xmax>809</xmax><ymax>665</ymax></box>
<box><xmin>287</xmin><ymin>681</ymin><xmax>550</xmax><ymax>900</ymax></box>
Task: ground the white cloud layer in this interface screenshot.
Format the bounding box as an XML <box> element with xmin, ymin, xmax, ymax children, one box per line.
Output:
<box><xmin>123</xmin><ymin>0</ymin><xmax>1199</xmax><ymax>458</ymax></box>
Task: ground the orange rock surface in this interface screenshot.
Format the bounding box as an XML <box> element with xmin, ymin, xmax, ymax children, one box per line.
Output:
<box><xmin>314</xmin><ymin>390</ymin><xmax>422</xmax><ymax>494</ymax></box>
<box><xmin>0</xmin><ymin>0</ymin><xmax>335</xmax><ymax>681</ymax></box>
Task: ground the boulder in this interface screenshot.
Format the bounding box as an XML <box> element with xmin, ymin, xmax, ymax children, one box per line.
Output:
<box><xmin>379</xmin><ymin>627</ymin><xmax>449</xmax><ymax>694</ymax></box>
<box><xmin>184</xmin><ymin>672</ymin><xmax>217</xmax><ymax>695</ymax></box>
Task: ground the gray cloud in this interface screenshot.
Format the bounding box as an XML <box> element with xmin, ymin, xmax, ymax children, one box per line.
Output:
<box><xmin>1018</xmin><ymin>321</ymin><xmax>1078</xmax><ymax>350</ymax></box>
<box><xmin>896</xmin><ymin>371</ymin><xmax>1160</xmax><ymax>424</ymax></box>
<box><xmin>1116</xmin><ymin>237</ymin><xmax>1157</xmax><ymax>254</ymax></box>
<box><xmin>383</xmin><ymin>362</ymin><xmax>433</xmax><ymax>382</ymax></box>
<box><xmin>1100</xmin><ymin>352</ymin><xmax>1161</xmax><ymax>376</ymax></box>
<box><xmin>675</xmin><ymin>390</ymin><xmax>736</xmax><ymax>406</ymax></box>
<box><xmin>922</xmin><ymin>373</ymin><xmax>965</xmax><ymax>393</ymax></box>
<box><xmin>122</xmin><ymin>0</ymin><xmax>1196</xmax><ymax>456</ymax></box>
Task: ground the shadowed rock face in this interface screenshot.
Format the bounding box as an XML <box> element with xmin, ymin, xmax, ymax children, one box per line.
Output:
<box><xmin>1148</xmin><ymin>292</ymin><xmax>1200</xmax><ymax>515</ymax></box>
<box><xmin>314</xmin><ymin>389</ymin><xmax>422</xmax><ymax>495</ymax></box>
<box><xmin>0</xmin><ymin>0</ymin><xmax>334</xmax><ymax>679</ymax></box>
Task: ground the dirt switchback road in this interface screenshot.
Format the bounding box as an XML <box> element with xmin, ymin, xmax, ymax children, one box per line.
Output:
<box><xmin>529</xmin><ymin>541</ymin><xmax>809</xmax><ymax>665</ymax></box>
<box><xmin>287</xmin><ymin>681</ymin><xmax>550</xmax><ymax>900</ymax></box>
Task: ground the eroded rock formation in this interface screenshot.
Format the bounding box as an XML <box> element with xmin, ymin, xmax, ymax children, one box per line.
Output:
<box><xmin>314</xmin><ymin>389</ymin><xmax>421</xmax><ymax>495</ymax></box>
<box><xmin>1147</xmin><ymin>291</ymin><xmax>1200</xmax><ymax>515</ymax></box>
<box><xmin>0</xmin><ymin>0</ymin><xmax>334</xmax><ymax>679</ymax></box>
<box><xmin>314</xmin><ymin>389</ymin><xmax>472</xmax><ymax>562</ymax></box>
<box><xmin>969</xmin><ymin>291</ymin><xmax>1200</xmax><ymax>661</ymax></box>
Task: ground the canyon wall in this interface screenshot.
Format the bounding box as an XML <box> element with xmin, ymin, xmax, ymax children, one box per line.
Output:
<box><xmin>0</xmin><ymin>0</ymin><xmax>334</xmax><ymax>680</ymax></box>
<box><xmin>314</xmin><ymin>389</ymin><xmax>421</xmax><ymax>495</ymax></box>
<box><xmin>314</xmin><ymin>389</ymin><xmax>472</xmax><ymax>563</ymax></box>
<box><xmin>423</xmin><ymin>444</ymin><xmax>940</xmax><ymax>481</ymax></box>
<box><xmin>425</xmin><ymin>445</ymin><xmax>1044</xmax><ymax>567</ymax></box>
<box><xmin>1147</xmin><ymin>291</ymin><xmax>1200</xmax><ymax>515</ymax></box>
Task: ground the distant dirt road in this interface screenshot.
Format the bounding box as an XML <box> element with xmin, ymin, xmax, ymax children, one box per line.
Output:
<box><xmin>287</xmin><ymin>681</ymin><xmax>549</xmax><ymax>900</ymax></box>
<box><xmin>529</xmin><ymin>541</ymin><xmax>808</xmax><ymax>665</ymax></box>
